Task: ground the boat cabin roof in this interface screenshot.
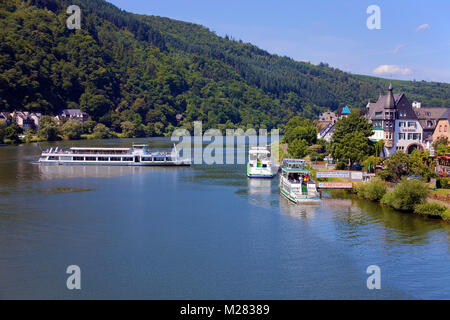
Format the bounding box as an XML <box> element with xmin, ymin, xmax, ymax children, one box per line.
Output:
<box><xmin>70</xmin><ymin>147</ymin><xmax>130</xmax><ymax>151</ymax></box>
<box><xmin>282</xmin><ymin>158</ymin><xmax>306</xmax><ymax>164</ymax></box>
<box><xmin>249</xmin><ymin>147</ymin><xmax>270</xmax><ymax>154</ymax></box>
<box><xmin>282</xmin><ymin>167</ymin><xmax>310</xmax><ymax>174</ymax></box>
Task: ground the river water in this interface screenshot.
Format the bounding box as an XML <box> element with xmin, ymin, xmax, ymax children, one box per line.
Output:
<box><xmin>0</xmin><ymin>138</ymin><xmax>449</xmax><ymax>299</ymax></box>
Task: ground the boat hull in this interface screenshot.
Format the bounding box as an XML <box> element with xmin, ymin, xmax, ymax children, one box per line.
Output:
<box><xmin>38</xmin><ymin>160</ymin><xmax>190</xmax><ymax>167</ymax></box>
<box><xmin>280</xmin><ymin>187</ymin><xmax>321</xmax><ymax>204</ymax></box>
<box><xmin>246</xmin><ymin>163</ymin><xmax>275</xmax><ymax>179</ymax></box>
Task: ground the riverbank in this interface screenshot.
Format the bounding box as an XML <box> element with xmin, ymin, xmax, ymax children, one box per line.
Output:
<box><xmin>355</xmin><ymin>179</ymin><xmax>450</xmax><ymax>222</ymax></box>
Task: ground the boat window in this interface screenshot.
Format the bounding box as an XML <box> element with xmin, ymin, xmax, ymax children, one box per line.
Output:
<box><xmin>73</xmin><ymin>157</ymin><xmax>84</xmax><ymax>161</ymax></box>
<box><xmin>86</xmin><ymin>157</ymin><xmax>96</xmax><ymax>161</ymax></box>
<box><xmin>141</xmin><ymin>157</ymin><xmax>153</xmax><ymax>162</ymax></box>
<box><xmin>154</xmin><ymin>157</ymin><xmax>165</xmax><ymax>161</ymax></box>
<box><xmin>49</xmin><ymin>156</ymin><xmax>59</xmax><ymax>160</ymax></box>
<box><xmin>122</xmin><ymin>157</ymin><xmax>133</xmax><ymax>162</ymax></box>
<box><xmin>98</xmin><ymin>157</ymin><xmax>109</xmax><ymax>161</ymax></box>
<box><xmin>110</xmin><ymin>157</ymin><xmax>121</xmax><ymax>161</ymax></box>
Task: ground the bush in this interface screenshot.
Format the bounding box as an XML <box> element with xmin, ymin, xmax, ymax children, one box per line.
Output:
<box><xmin>335</xmin><ymin>161</ymin><xmax>347</xmax><ymax>170</ymax></box>
<box><xmin>414</xmin><ymin>203</ymin><xmax>448</xmax><ymax>219</ymax></box>
<box><xmin>92</xmin><ymin>124</ymin><xmax>112</xmax><ymax>139</ymax></box>
<box><xmin>437</xmin><ymin>178</ymin><xmax>450</xmax><ymax>189</ymax></box>
<box><xmin>376</xmin><ymin>170</ymin><xmax>395</xmax><ymax>181</ymax></box>
<box><xmin>309</xmin><ymin>152</ymin><xmax>324</xmax><ymax>161</ymax></box>
<box><xmin>62</xmin><ymin>120</ymin><xmax>84</xmax><ymax>140</ymax></box>
<box><xmin>381</xmin><ymin>179</ymin><xmax>429</xmax><ymax>211</ymax></box>
<box><xmin>356</xmin><ymin>179</ymin><xmax>387</xmax><ymax>201</ymax></box>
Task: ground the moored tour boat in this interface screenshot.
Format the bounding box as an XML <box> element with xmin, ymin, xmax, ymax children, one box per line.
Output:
<box><xmin>279</xmin><ymin>159</ymin><xmax>321</xmax><ymax>204</ymax></box>
<box><xmin>38</xmin><ymin>144</ymin><xmax>190</xmax><ymax>166</ymax></box>
<box><xmin>247</xmin><ymin>146</ymin><xmax>275</xmax><ymax>178</ymax></box>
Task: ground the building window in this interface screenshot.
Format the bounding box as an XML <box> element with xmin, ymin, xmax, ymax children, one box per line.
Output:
<box><xmin>439</xmin><ymin>125</ymin><xmax>442</xmax><ymax>132</ymax></box>
<box><xmin>427</xmin><ymin>121</ymin><xmax>433</xmax><ymax>127</ymax></box>
<box><xmin>408</xmin><ymin>122</ymin><xmax>417</xmax><ymax>128</ymax></box>
<box><xmin>398</xmin><ymin>133</ymin><xmax>405</xmax><ymax>140</ymax></box>
<box><xmin>445</xmin><ymin>125</ymin><xmax>448</xmax><ymax>132</ymax></box>
<box><xmin>399</xmin><ymin>122</ymin><xmax>406</xmax><ymax>127</ymax></box>
<box><xmin>375</xmin><ymin>112</ymin><xmax>382</xmax><ymax>117</ymax></box>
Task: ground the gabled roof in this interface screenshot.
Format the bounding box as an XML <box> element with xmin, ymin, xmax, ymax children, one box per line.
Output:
<box><xmin>341</xmin><ymin>105</ymin><xmax>351</xmax><ymax>114</ymax></box>
<box><xmin>415</xmin><ymin>107</ymin><xmax>448</xmax><ymax>134</ymax></box>
<box><xmin>62</xmin><ymin>109</ymin><xmax>87</xmax><ymax>116</ymax></box>
<box><xmin>415</xmin><ymin>107</ymin><xmax>448</xmax><ymax>120</ymax></box>
<box><xmin>319</xmin><ymin>123</ymin><xmax>335</xmax><ymax>137</ymax></box>
<box><xmin>366</xmin><ymin>94</ymin><xmax>403</xmax><ymax>120</ymax></box>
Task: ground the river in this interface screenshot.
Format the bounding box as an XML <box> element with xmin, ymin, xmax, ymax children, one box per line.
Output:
<box><xmin>0</xmin><ymin>138</ymin><xmax>449</xmax><ymax>299</ymax></box>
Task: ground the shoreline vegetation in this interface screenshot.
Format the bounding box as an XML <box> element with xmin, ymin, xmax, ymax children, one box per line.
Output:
<box><xmin>355</xmin><ymin>178</ymin><xmax>450</xmax><ymax>222</ymax></box>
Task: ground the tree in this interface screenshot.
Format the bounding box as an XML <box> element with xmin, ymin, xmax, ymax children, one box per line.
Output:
<box><xmin>120</xmin><ymin>121</ymin><xmax>135</xmax><ymax>138</ymax></box>
<box><xmin>283</xmin><ymin>116</ymin><xmax>317</xmax><ymax>145</ymax></box>
<box><xmin>38</xmin><ymin>116</ymin><xmax>60</xmax><ymax>141</ymax></box>
<box><xmin>331</xmin><ymin>112</ymin><xmax>373</xmax><ymax>166</ymax></box>
<box><xmin>4</xmin><ymin>124</ymin><xmax>20</xmax><ymax>143</ymax></box>
<box><xmin>284</xmin><ymin>125</ymin><xmax>317</xmax><ymax>145</ymax></box>
<box><xmin>92</xmin><ymin>124</ymin><xmax>112</xmax><ymax>139</ymax></box>
<box><xmin>62</xmin><ymin>120</ymin><xmax>84</xmax><ymax>140</ymax></box>
<box><xmin>332</xmin><ymin>112</ymin><xmax>373</xmax><ymax>143</ymax></box>
<box><xmin>288</xmin><ymin>139</ymin><xmax>308</xmax><ymax>158</ymax></box>
<box><xmin>0</xmin><ymin>120</ymin><xmax>6</xmax><ymax>143</ymax></box>
<box><xmin>409</xmin><ymin>149</ymin><xmax>434</xmax><ymax>180</ymax></box>
<box><xmin>332</xmin><ymin>131</ymin><xmax>373</xmax><ymax>167</ymax></box>
<box><xmin>382</xmin><ymin>152</ymin><xmax>410</xmax><ymax>182</ymax></box>
<box><xmin>433</xmin><ymin>137</ymin><xmax>449</xmax><ymax>156</ymax></box>
<box><xmin>374</xmin><ymin>140</ymin><xmax>385</xmax><ymax>157</ymax></box>
<box><xmin>362</xmin><ymin>155</ymin><xmax>383</xmax><ymax>173</ymax></box>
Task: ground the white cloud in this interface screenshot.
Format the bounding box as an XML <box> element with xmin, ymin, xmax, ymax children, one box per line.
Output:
<box><xmin>373</xmin><ymin>65</ymin><xmax>413</xmax><ymax>75</ymax></box>
<box><xmin>416</xmin><ymin>24</ymin><xmax>430</xmax><ymax>32</ymax></box>
<box><xmin>390</xmin><ymin>44</ymin><xmax>405</xmax><ymax>54</ymax></box>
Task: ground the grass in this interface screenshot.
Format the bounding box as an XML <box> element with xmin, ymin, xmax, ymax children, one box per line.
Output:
<box><xmin>414</xmin><ymin>202</ymin><xmax>450</xmax><ymax>221</ymax></box>
<box><xmin>431</xmin><ymin>189</ymin><xmax>450</xmax><ymax>196</ymax></box>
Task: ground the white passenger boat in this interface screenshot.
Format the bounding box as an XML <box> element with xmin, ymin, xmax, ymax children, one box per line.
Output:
<box><xmin>279</xmin><ymin>159</ymin><xmax>321</xmax><ymax>204</ymax></box>
<box><xmin>38</xmin><ymin>144</ymin><xmax>190</xmax><ymax>166</ymax></box>
<box><xmin>246</xmin><ymin>146</ymin><xmax>275</xmax><ymax>178</ymax></box>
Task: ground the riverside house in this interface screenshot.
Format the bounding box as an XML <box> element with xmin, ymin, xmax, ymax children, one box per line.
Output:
<box><xmin>56</xmin><ymin>109</ymin><xmax>88</xmax><ymax>123</ymax></box>
<box><xmin>9</xmin><ymin>111</ymin><xmax>42</xmax><ymax>131</ymax></box>
<box><xmin>365</xmin><ymin>84</ymin><xmax>424</xmax><ymax>155</ymax></box>
<box><xmin>317</xmin><ymin>106</ymin><xmax>351</xmax><ymax>142</ymax></box>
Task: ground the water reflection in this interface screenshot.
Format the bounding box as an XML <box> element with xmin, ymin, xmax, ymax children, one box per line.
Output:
<box><xmin>37</xmin><ymin>163</ymin><xmax>170</xmax><ymax>180</ymax></box>
<box><xmin>0</xmin><ymin>139</ymin><xmax>449</xmax><ymax>299</ymax></box>
<box><xmin>245</xmin><ymin>178</ymin><xmax>274</xmax><ymax>207</ymax></box>
<box><xmin>354</xmin><ymin>197</ymin><xmax>450</xmax><ymax>245</ymax></box>
<box><xmin>279</xmin><ymin>196</ymin><xmax>319</xmax><ymax>219</ymax></box>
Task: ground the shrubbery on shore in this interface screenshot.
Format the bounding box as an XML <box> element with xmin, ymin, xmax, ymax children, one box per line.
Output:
<box><xmin>356</xmin><ymin>179</ymin><xmax>387</xmax><ymax>201</ymax></box>
<box><xmin>380</xmin><ymin>179</ymin><xmax>428</xmax><ymax>211</ymax></box>
<box><xmin>356</xmin><ymin>178</ymin><xmax>450</xmax><ymax>221</ymax></box>
<box><xmin>413</xmin><ymin>203</ymin><xmax>449</xmax><ymax>220</ymax></box>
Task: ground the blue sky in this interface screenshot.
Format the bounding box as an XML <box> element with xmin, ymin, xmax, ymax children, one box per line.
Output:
<box><xmin>107</xmin><ymin>0</ymin><xmax>450</xmax><ymax>83</ymax></box>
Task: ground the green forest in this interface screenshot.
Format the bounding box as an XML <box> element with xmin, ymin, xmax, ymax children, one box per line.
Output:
<box><xmin>1</xmin><ymin>0</ymin><xmax>449</xmax><ymax>136</ymax></box>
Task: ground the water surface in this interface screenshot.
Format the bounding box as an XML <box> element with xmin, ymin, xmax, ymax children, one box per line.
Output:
<box><xmin>0</xmin><ymin>138</ymin><xmax>449</xmax><ymax>299</ymax></box>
